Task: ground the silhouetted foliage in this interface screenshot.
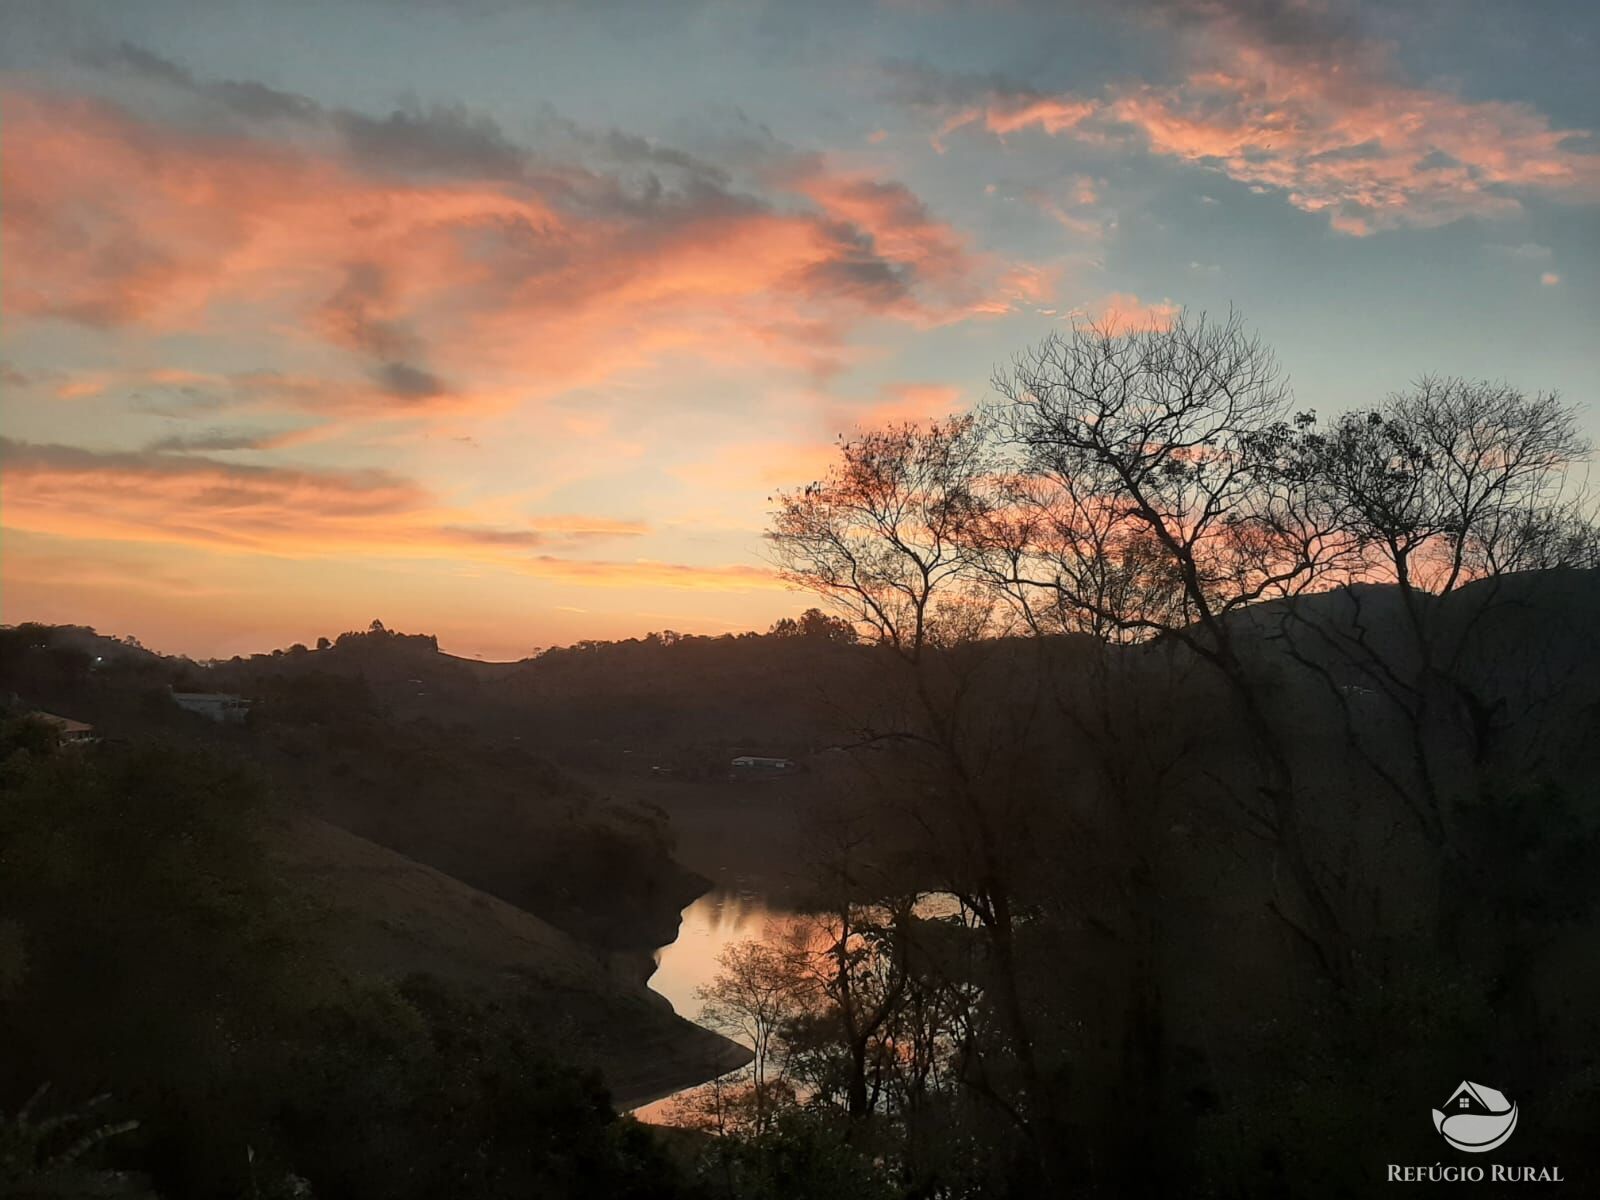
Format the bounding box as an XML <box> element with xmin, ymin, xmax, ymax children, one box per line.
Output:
<box><xmin>0</xmin><ymin>729</ymin><xmax>693</xmax><ymax>1200</ymax></box>
<box><xmin>750</xmin><ymin>311</ymin><xmax>1600</xmax><ymax>1195</ymax></box>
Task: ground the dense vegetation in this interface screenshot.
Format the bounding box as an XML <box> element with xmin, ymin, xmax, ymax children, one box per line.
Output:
<box><xmin>0</xmin><ymin>715</ymin><xmax>690</xmax><ymax>1198</ymax></box>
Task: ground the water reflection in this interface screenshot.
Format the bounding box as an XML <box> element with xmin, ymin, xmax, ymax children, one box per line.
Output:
<box><xmin>631</xmin><ymin>891</ymin><xmax>781</xmax><ymax>1123</ymax></box>
<box><xmin>635</xmin><ymin>889</ymin><xmax>970</xmax><ymax>1121</ymax></box>
<box><xmin>647</xmin><ymin>889</ymin><xmax>788</xmax><ymax>1029</ymax></box>
<box><xmin>647</xmin><ymin>889</ymin><xmax>968</xmax><ymax>1026</ymax></box>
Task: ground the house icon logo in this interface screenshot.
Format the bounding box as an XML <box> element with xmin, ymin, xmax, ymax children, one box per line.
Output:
<box><xmin>1432</xmin><ymin>1081</ymin><xmax>1517</xmax><ymax>1153</ymax></box>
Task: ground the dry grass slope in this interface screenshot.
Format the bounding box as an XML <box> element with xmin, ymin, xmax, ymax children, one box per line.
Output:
<box><xmin>270</xmin><ymin>814</ymin><xmax>751</xmax><ymax>1110</ymax></box>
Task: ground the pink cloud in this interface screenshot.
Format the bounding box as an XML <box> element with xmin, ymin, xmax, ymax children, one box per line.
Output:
<box><xmin>912</xmin><ymin>11</ymin><xmax>1599</xmax><ymax>235</ymax></box>
<box><xmin>0</xmin><ymin>437</ymin><xmax>648</xmax><ymax>564</ymax></box>
<box><xmin>1070</xmin><ymin>292</ymin><xmax>1181</xmax><ymax>331</ymax></box>
<box><xmin>1</xmin><ymin>77</ymin><xmax>991</xmax><ymax>414</ymax></box>
<box><xmin>965</xmin><ymin>262</ymin><xmax>1065</xmax><ymax>316</ymax></box>
<box><xmin>0</xmin><ymin>436</ymin><xmax>781</xmax><ymax>610</ymax></box>
<box><xmin>938</xmin><ymin>94</ymin><xmax>1097</xmax><ymax>147</ymax></box>
<box><xmin>1020</xmin><ymin>186</ymin><xmax>1106</xmax><ymax>241</ymax></box>
<box><xmin>520</xmin><ymin>557</ymin><xmax>782</xmax><ymax>591</ymax></box>
<box><xmin>861</xmin><ymin>382</ymin><xmax>966</xmax><ymax>426</ymax></box>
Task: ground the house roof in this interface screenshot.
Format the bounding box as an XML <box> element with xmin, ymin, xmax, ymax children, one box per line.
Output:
<box><xmin>1450</xmin><ymin>1081</ymin><xmax>1511</xmax><ymax>1112</ymax></box>
<box><xmin>29</xmin><ymin>711</ymin><xmax>94</xmax><ymax>734</ymax></box>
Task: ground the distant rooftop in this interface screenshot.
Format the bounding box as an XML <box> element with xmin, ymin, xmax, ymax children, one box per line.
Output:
<box><xmin>28</xmin><ymin>711</ymin><xmax>95</xmax><ymax>737</ymax></box>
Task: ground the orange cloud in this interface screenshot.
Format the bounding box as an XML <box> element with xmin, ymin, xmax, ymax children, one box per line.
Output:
<box><xmin>0</xmin><ymin>436</ymin><xmax>781</xmax><ymax>601</ymax></box>
<box><xmin>519</xmin><ymin>557</ymin><xmax>783</xmax><ymax>591</ymax></box>
<box><xmin>781</xmin><ymin>156</ymin><xmax>976</xmax><ymax>296</ymax></box>
<box><xmin>937</xmin><ymin>94</ymin><xmax>1097</xmax><ymax>148</ymax></box>
<box><xmin>1</xmin><ymin>74</ymin><xmax>989</xmax><ymax>413</ymax></box>
<box><xmin>1071</xmin><ymin>293</ymin><xmax>1180</xmax><ymax>331</ymax></box>
<box><xmin>861</xmin><ymin>383</ymin><xmax>966</xmax><ymax>426</ymax></box>
<box><xmin>908</xmin><ymin>11</ymin><xmax>1599</xmax><ymax>235</ymax></box>
<box><xmin>0</xmin><ymin>437</ymin><xmax>648</xmax><ymax>565</ymax></box>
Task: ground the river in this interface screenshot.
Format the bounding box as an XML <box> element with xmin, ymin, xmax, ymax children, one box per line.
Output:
<box><xmin>646</xmin><ymin>888</ymin><xmax>790</xmax><ymax>1021</ymax></box>
<box><xmin>634</xmin><ymin>882</ymin><xmax>967</xmax><ymax>1122</ymax></box>
<box><xmin>628</xmin><ymin>889</ymin><xmax>787</xmax><ymax>1121</ymax></box>
<box><xmin>592</xmin><ymin>771</ymin><xmax>822</xmax><ymax>1117</ymax></box>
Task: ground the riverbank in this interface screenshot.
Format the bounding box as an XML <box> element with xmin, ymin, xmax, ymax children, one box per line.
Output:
<box><xmin>271</xmin><ymin>813</ymin><xmax>753</xmax><ymax>1110</ymax></box>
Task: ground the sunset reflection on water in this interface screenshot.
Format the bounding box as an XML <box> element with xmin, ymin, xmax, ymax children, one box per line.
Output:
<box><xmin>647</xmin><ymin>890</ymin><xmax>788</xmax><ymax>1029</ymax></box>
<box><xmin>635</xmin><ymin>889</ymin><xmax>972</xmax><ymax>1121</ymax></box>
<box><xmin>647</xmin><ymin>888</ymin><xmax>969</xmax><ymax>1025</ymax></box>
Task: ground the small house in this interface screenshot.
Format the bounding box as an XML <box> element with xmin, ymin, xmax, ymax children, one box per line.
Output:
<box><xmin>29</xmin><ymin>711</ymin><xmax>97</xmax><ymax>746</ymax></box>
<box><xmin>1441</xmin><ymin>1081</ymin><xmax>1510</xmax><ymax>1117</ymax></box>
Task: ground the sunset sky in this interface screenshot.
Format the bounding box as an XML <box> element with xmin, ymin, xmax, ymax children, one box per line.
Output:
<box><xmin>2</xmin><ymin>0</ymin><xmax>1596</xmax><ymax>660</ymax></box>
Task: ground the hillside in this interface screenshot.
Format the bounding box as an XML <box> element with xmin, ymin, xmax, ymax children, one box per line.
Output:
<box><xmin>196</xmin><ymin>623</ymin><xmax>874</xmax><ymax>769</ymax></box>
<box><xmin>0</xmin><ymin>620</ymin><xmax>760</xmax><ymax>1105</ymax></box>
<box><xmin>0</xmin><ymin>621</ymin><xmax>704</xmax><ymax>957</ymax></box>
<box><xmin>272</xmin><ymin>814</ymin><xmax>750</xmax><ymax>1109</ymax></box>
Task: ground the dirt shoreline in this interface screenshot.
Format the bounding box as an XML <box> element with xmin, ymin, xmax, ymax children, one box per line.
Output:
<box><xmin>609</xmin><ymin>1023</ymin><xmax>754</xmax><ymax>1112</ymax></box>
<box><xmin>271</xmin><ymin>814</ymin><xmax>753</xmax><ymax>1112</ymax></box>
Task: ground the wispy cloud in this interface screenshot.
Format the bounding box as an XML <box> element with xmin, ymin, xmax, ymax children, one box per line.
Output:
<box><xmin>892</xmin><ymin>1</ymin><xmax>1598</xmax><ymax>236</ymax></box>
<box><xmin>519</xmin><ymin>557</ymin><xmax>782</xmax><ymax>591</ymax></box>
<box><xmin>1069</xmin><ymin>292</ymin><xmax>1181</xmax><ymax>330</ymax></box>
<box><xmin>2</xmin><ymin>50</ymin><xmax>996</xmax><ymax>408</ymax></box>
<box><xmin>0</xmin><ymin>437</ymin><xmax>652</xmax><ymax>565</ymax></box>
